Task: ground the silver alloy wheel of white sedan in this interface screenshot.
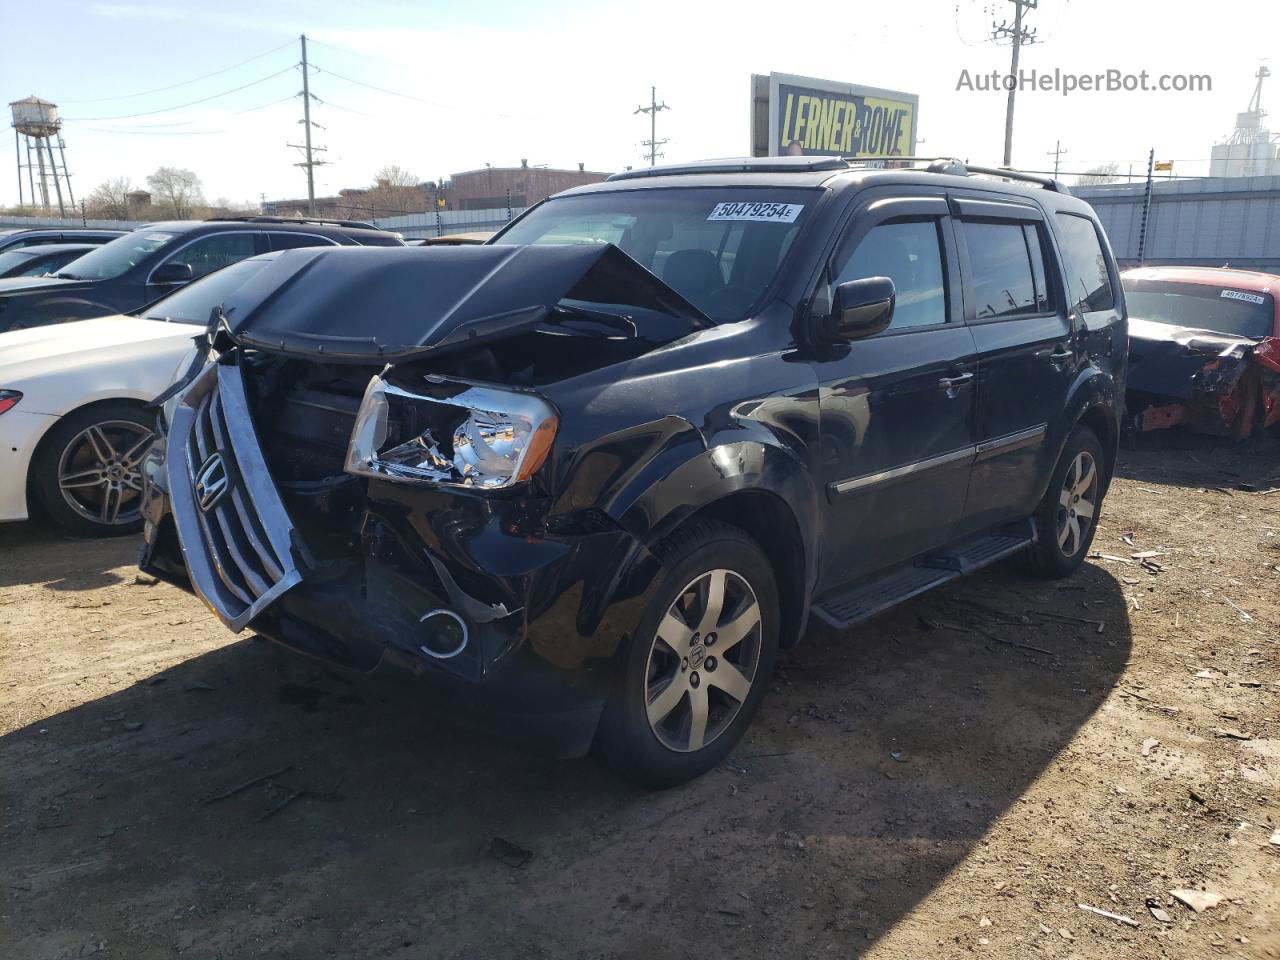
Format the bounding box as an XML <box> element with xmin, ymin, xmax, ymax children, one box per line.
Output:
<box><xmin>1056</xmin><ymin>449</ymin><xmax>1098</xmax><ymax>558</ymax></box>
<box><xmin>643</xmin><ymin>567</ymin><xmax>764</xmax><ymax>753</ymax></box>
<box><xmin>56</xmin><ymin>420</ymin><xmax>154</xmax><ymax>526</ymax></box>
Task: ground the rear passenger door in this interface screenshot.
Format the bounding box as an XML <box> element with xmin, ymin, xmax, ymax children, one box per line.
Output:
<box><xmin>815</xmin><ymin>194</ymin><xmax>977</xmax><ymax>590</ymax></box>
<box><xmin>950</xmin><ymin>196</ymin><xmax>1074</xmax><ymax>533</ymax></box>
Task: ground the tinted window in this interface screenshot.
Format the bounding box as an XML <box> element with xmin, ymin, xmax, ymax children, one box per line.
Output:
<box><xmin>835</xmin><ymin>219</ymin><xmax>947</xmax><ymax>329</ymax></box>
<box><xmin>160</xmin><ymin>233</ymin><xmax>258</xmax><ymax>281</ymax></box>
<box><xmin>1056</xmin><ymin>214</ymin><xmax>1115</xmax><ymax>313</ymax></box>
<box><xmin>1123</xmin><ymin>279</ymin><xmax>1273</xmax><ymax>339</ymax></box>
<box><xmin>0</xmin><ymin>249</ymin><xmax>40</xmax><ymax>277</ymax></box>
<box><xmin>140</xmin><ymin>257</ymin><xmax>271</xmax><ymax>325</ymax></box>
<box><xmin>962</xmin><ymin>221</ymin><xmax>1043</xmax><ymax>319</ymax></box>
<box><xmin>269</xmin><ymin>232</ymin><xmax>337</xmax><ymax>251</ymax></box>
<box><xmin>495</xmin><ymin>188</ymin><xmax>817</xmax><ymax>322</ymax></box>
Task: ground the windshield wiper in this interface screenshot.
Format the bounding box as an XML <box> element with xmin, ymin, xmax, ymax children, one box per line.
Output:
<box><xmin>55</xmin><ymin>271</ymin><xmax>81</xmax><ymax>280</ymax></box>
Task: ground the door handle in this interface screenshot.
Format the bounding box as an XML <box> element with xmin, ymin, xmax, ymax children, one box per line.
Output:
<box><xmin>937</xmin><ymin>372</ymin><xmax>974</xmax><ymax>389</ymax></box>
<box><xmin>1040</xmin><ymin>345</ymin><xmax>1073</xmax><ymax>365</ymax></box>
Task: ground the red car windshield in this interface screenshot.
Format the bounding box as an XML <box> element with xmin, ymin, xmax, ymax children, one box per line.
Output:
<box><xmin>1123</xmin><ymin>279</ymin><xmax>1274</xmax><ymax>340</ymax></box>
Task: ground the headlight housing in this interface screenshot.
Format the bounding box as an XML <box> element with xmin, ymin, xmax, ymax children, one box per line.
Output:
<box><xmin>345</xmin><ymin>374</ymin><xmax>558</xmax><ymax>490</ymax></box>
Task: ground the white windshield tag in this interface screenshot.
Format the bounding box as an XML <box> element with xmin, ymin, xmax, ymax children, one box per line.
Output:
<box><xmin>1221</xmin><ymin>289</ymin><xmax>1266</xmax><ymax>305</ymax></box>
<box><xmin>707</xmin><ymin>202</ymin><xmax>804</xmax><ymax>223</ymax></box>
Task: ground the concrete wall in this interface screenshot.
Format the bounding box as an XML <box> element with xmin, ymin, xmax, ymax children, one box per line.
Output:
<box><xmin>1074</xmin><ymin>176</ymin><xmax>1280</xmax><ymax>272</ymax></box>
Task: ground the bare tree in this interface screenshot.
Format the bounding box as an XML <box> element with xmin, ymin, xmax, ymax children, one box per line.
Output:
<box><xmin>146</xmin><ymin>167</ymin><xmax>205</xmax><ymax>219</ymax></box>
<box><xmin>1075</xmin><ymin>162</ymin><xmax>1122</xmax><ymax>186</ymax></box>
<box><xmin>366</xmin><ymin>165</ymin><xmax>425</xmax><ymax>215</ymax></box>
<box><xmin>84</xmin><ymin>177</ymin><xmax>135</xmax><ymax>220</ymax></box>
<box><xmin>375</xmin><ymin>165</ymin><xmax>418</xmax><ymax>188</ymax></box>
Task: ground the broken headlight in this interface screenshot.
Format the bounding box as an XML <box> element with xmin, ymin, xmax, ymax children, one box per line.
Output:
<box><xmin>345</xmin><ymin>375</ymin><xmax>558</xmax><ymax>490</ymax></box>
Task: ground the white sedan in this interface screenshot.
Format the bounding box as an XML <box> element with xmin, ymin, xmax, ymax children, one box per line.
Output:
<box><xmin>0</xmin><ymin>261</ymin><xmax>263</xmax><ymax>536</ymax></box>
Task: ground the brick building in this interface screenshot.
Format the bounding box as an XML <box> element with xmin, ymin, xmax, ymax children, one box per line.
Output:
<box><xmin>446</xmin><ymin>161</ymin><xmax>610</xmax><ymax>210</ymax></box>
<box><xmin>264</xmin><ymin>161</ymin><xmax>610</xmax><ymax>219</ymax></box>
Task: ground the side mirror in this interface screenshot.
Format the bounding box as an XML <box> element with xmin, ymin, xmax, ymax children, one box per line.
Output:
<box><xmin>151</xmin><ymin>262</ymin><xmax>194</xmax><ymax>286</ymax></box>
<box><xmin>824</xmin><ymin>276</ymin><xmax>895</xmax><ymax>341</ymax></box>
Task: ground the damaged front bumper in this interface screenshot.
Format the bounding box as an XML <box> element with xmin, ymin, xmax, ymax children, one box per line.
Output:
<box><xmin>139</xmin><ymin>358</ymin><xmax>655</xmax><ymax>757</ymax></box>
<box><xmin>1126</xmin><ymin>325</ymin><xmax>1280</xmax><ymax>438</ymax></box>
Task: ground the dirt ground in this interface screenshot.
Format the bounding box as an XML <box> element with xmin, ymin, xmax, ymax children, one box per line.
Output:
<box><xmin>1</xmin><ymin>432</ymin><xmax>1277</xmax><ymax>960</ymax></box>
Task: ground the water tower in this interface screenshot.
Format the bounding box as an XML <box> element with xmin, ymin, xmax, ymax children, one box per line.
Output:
<box><xmin>10</xmin><ymin>96</ymin><xmax>75</xmax><ymax>216</ymax></box>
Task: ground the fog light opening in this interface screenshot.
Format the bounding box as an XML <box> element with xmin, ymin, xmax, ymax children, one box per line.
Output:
<box><xmin>418</xmin><ymin>608</ymin><xmax>469</xmax><ymax>659</ymax></box>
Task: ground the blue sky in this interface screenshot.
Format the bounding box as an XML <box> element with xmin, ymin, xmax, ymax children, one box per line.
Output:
<box><xmin>1</xmin><ymin>0</ymin><xmax>1275</xmax><ymax>208</ymax></box>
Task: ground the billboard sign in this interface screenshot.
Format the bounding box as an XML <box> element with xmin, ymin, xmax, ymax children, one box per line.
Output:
<box><xmin>750</xmin><ymin>73</ymin><xmax>918</xmax><ymax>159</ymax></box>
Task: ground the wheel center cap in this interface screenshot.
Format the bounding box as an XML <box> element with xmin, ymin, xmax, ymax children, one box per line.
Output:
<box><xmin>689</xmin><ymin>644</ymin><xmax>706</xmax><ymax>670</ymax></box>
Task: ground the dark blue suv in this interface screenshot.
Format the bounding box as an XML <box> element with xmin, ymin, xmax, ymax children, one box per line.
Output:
<box><xmin>0</xmin><ymin>217</ymin><xmax>403</xmax><ymax>334</ymax></box>
<box><xmin>140</xmin><ymin>157</ymin><xmax>1126</xmax><ymax>786</ymax></box>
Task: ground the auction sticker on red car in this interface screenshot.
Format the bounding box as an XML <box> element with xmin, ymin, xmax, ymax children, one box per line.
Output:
<box><xmin>708</xmin><ymin>201</ymin><xmax>804</xmax><ymax>222</ymax></box>
<box><xmin>1222</xmin><ymin>290</ymin><xmax>1267</xmax><ymax>305</ymax></box>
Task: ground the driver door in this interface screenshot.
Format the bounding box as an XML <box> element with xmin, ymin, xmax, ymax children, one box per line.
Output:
<box><xmin>813</xmin><ymin>194</ymin><xmax>978</xmax><ymax>591</ymax></box>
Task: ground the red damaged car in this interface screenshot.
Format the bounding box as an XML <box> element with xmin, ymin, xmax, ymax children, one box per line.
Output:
<box><xmin>1122</xmin><ymin>266</ymin><xmax>1280</xmax><ymax>438</ymax></box>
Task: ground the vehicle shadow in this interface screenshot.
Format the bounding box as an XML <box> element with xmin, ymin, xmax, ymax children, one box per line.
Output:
<box><xmin>1</xmin><ymin>562</ymin><xmax>1131</xmax><ymax>959</ymax></box>
<box><xmin>1117</xmin><ymin>428</ymin><xmax>1280</xmax><ymax>490</ymax></box>
<box><xmin>0</xmin><ymin>519</ymin><xmax>141</xmax><ymax>591</ymax></box>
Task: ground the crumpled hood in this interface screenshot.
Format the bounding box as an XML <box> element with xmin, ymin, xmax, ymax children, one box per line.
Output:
<box><xmin>1127</xmin><ymin>316</ymin><xmax>1260</xmax><ymax>401</ymax></box>
<box><xmin>222</xmin><ymin>243</ymin><xmax>710</xmax><ymax>361</ymax></box>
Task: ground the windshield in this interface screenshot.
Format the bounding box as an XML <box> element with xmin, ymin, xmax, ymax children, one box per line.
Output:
<box><xmin>140</xmin><ymin>256</ymin><xmax>271</xmax><ymax>324</ymax></box>
<box><xmin>57</xmin><ymin>230</ymin><xmax>177</xmax><ymax>281</ymax></box>
<box><xmin>494</xmin><ymin>187</ymin><xmax>818</xmax><ymax>322</ymax></box>
<box><xmin>0</xmin><ymin>249</ymin><xmax>40</xmax><ymax>275</ymax></box>
<box><xmin>1123</xmin><ymin>278</ymin><xmax>1274</xmax><ymax>340</ymax></box>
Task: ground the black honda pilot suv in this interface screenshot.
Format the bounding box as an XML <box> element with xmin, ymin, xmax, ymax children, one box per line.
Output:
<box><xmin>139</xmin><ymin>156</ymin><xmax>1126</xmax><ymax>786</ymax></box>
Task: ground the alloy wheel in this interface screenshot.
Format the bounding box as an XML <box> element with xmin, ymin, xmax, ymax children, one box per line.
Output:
<box><xmin>1056</xmin><ymin>450</ymin><xmax>1098</xmax><ymax>557</ymax></box>
<box><xmin>56</xmin><ymin>420</ymin><xmax>154</xmax><ymax>527</ymax></box>
<box><xmin>643</xmin><ymin>568</ymin><xmax>763</xmax><ymax>753</ymax></box>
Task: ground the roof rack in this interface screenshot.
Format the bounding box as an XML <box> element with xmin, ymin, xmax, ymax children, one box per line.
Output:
<box><xmin>843</xmin><ymin>157</ymin><xmax>1069</xmax><ymax>193</ymax></box>
<box><xmin>607</xmin><ymin>156</ymin><xmax>849</xmax><ymax>181</ymax></box>
<box><xmin>206</xmin><ymin>215</ymin><xmax>381</xmax><ymax>230</ymax></box>
<box><xmin>606</xmin><ymin>155</ymin><xmax>1069</xmax><ymax>194</ymax></box>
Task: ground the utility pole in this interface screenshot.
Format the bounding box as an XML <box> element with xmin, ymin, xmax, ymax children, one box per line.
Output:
<box><xmin>287</xmin><ymin>34</ymin><xmax>327</xmax><ymax>215</ymax></box>
<box><xmin>1047</xmin><ymin>139</ymin><xmax>1067</xmax><ymax>177</ymax></box>
<box><xmin>991</xmin><ymin>0</ymin><xmax>1038</xmax><ymax>167</ymax></box>
<box><xmin>634</xmin><ymin>86</ymin><xmax>670</xmax><ymax>167</ymax></box>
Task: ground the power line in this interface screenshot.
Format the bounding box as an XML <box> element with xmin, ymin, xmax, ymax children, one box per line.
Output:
<box><xmin>232</xmin><ymin>93</ymin><xmax>301</xmax><ymax>115</ymax></box>
<box><xmin>311</xmin><ymin>64</ymin><xmax>451</xmax><ymax>108</ymax></box>
<box><xmin>57</xmin><ymin>39</ymin><xmax>296</xmax><ymax>104</ymax></box>
<box><xmin>79</xmin><ymin>127</ymin><xmax>227</xmax><ymax>136</ymax></box>
<box><xmin>311</xmin><ymin>63</ymin><xmax>514</xmax><ymax>118</ymax></box>
<box><xmin>62</xmin><ymin>66</ymin><xmax>297</xmax><ymax>122</ymax></box>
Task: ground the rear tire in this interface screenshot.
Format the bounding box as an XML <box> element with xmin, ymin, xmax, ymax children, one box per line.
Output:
<box><xmin>1023</xmin><ymin>425</ymin><xmax>1106</xmax><ymax>579</ymax></box>
<box><xmin>31</xmin><ymin>403</ymin><xmax>156</xmax><ymax>538</ymax></box>
<box><xmin>594</xmin><ymin>520</ymin><xmax>779</xmax><ymax>788</ymax></box>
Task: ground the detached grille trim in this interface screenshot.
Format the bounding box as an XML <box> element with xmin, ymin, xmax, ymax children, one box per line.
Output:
<box><xmin>166</xmin><ymin>361</ymin><xmax>303</xmax><ymax>631</ymax></box>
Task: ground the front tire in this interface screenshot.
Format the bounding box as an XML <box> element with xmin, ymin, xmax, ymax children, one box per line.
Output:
<box><xmin>594</xmin><ymin>520</ymin><xmax>779</xmax><ymax>788</ymax></box>
<box><xmin>1023</xmin><ymin>425</ymin><xmax>1106</xmax><ymax>578</ymax></box>
<box><xmin>31</xmin><ymin>403</ymin><xmax>156</xmax><ymax>538</ymax></box>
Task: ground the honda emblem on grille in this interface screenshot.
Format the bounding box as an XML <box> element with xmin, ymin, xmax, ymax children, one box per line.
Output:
<box><xmin>195</xmin><ymin>451</ymin><xmax>229</xmax><ymax>512</ymax></box>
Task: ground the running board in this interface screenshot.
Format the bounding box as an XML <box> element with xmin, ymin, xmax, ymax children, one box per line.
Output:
<box><xmin>811</xmin><ymin>521</ymin><xmax>1035</xmax><ymax>629</ymax></box>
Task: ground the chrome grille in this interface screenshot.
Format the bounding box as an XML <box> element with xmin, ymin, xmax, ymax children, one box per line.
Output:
<box><xmin>166</xmin><ymin>362</ymin><xmax>303</xmax><ymax>631</ymax></box>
